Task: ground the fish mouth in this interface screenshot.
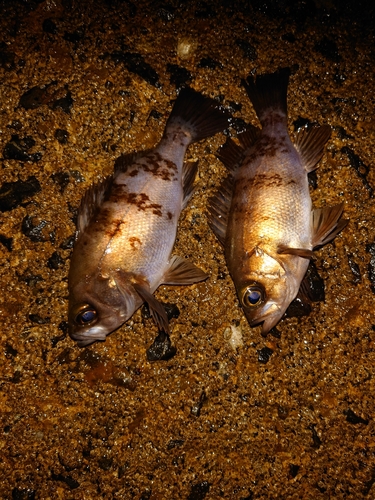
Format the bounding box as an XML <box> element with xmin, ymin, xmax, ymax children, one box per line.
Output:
<box><xmin>69</xmin><ymin>325</ymin><xmax>108</xmax><ymax>347</ymax></box>
<box><xmin>244</xmin><ymin>301</ymin><xmax>283</xmax><ymax>334</ymax></box>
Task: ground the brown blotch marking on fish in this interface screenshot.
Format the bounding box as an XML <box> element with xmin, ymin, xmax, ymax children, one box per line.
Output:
<box><xmin>240</xmin><ymin>173</ymin><xmax>294</xmax><ymax>189</ymax></box>
<box><xmin>109</xmin><ymin>187</ymin><xmax>163</xmax><ymax>215</ymax></box>
<box><xmin>129</xmin><ymin>236</ymin><xmax>142</xmax><ymax>250</ymax></box>
<box><xmin>140</xmin><ymin>152</ymin><xmax>179</xmax><ymax>182</ymax></box>
<box><xmin>167</xmin><ymin>211</ymin><xmax>173</xmax><ymax>220</ymax></box>
<box><xmin>105</xmin><ymin>218</ymin><xmax>126</xmax><ymax>239</ymax></box>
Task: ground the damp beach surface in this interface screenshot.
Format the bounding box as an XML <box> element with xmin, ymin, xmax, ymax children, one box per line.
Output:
<box><xmin>1</xmin><ymin>1</ymin><xmax>375</xmax><ymax>498</ymax></box>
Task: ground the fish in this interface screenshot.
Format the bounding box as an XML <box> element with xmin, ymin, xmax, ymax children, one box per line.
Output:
<box><xmin>68</xmin><ymin>87</ymin><xmax>230</xmax><ymax>347</ymax></box>
<box><xmin>208</xmin><ymin>68</ymin><xmax>347</xmax><ymax>335</ymax></box>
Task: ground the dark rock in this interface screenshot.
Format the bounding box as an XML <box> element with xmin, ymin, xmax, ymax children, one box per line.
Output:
<box><xmin>341</xmin><ymin>146</ymin><xmax>373</xmax><ymax>198</ymax></box>
<box><xmin>55</xmin><ymin>129</ymin><xmax>69</xmax><ymax>144</ymax></box>
<box><xmin>226</xmin><ymin>100</ymin><xmax>242</xmax><ymax>113</ymax></box>
<box><xmin>366</xmin><ymin>243</ymin><xmax>375</xmax><ymax>294</ymax></box>
<box><xmin>51</xmin><ymin>171</ymin><xmax>70</xmax><ymax>192</ymax></box>
<box><xmin>98</xmin><ymin>456</ymin><xmax>113</xmax><ymax>471</ymax></box>
<box><xmin>11</xmin><ymin>488</ymin><xmax>36</xmax><ymax>500</ymax></box>
<box><xmin>195</xmin><ymin>2</ymin><xmax>216</xmax><ymax>18</ymax></box>
<box><xmin>148</xmin><ymin>109</ymin><xmax>162</xmax><ymax>120</ymax></box>
<box><xmin>230</xmin><ymin>117</ymin><xmax>249</xmax><ymax>134</ymax></box>
<box><xmin>289</xmin><ymin>464</ymin><xmax>300</xmax><ymax>479</ymax></box>
<box><xmin>302</xmin><ymin>261</ymin><xmax>325</xmax><ymax>302</ymax></box>
<box><xmin>282</xmin><ymin>33</ymin><xmax>296</xmax><ymax>43</ymax></box>
<box><xmin>158</xmin><ymin>5</ymin><xmax>175</xmax><ymax>21</ymax></box>
<box><xmin>308</xmin><ymin>170</ymin><xmax>318</xmax><ymax>190</ymax></box>
<box><xmin>167</xmin><ymin>439</ymin><xmax>184</xmax><ymax>449</ymax></box>
<box><xmin>60</xmin><ymin>235</ymin><xmax>75</xmax><ymax>250</ymax></box>
<box><xmin>0</xmin><ymin>234</ymin><xmax>13</xmax><ymax>251</ymax></box>
<box><xmin>198</xmin><ymin>57</ymin><xmax>222</xmax><ymax>70</ymax></box>
<box><xmin>187</xmin><ymin>481</ymin><xmax>210</xmax><ymax>500</ymax></box>
<box><xmin>167</xmin><ymin>63</ymin><xmax>192</xmax><ymax>89</ymax></box>
<box><xmin>47</xmin><ymin>251</ymin><xmax>64</xmax><ymax>270</ymax></box>
<box><xmin>29</xmin><ymin>314</ymin><xmax>50</xmax><ymax>324</ymax></box>
<box><xmin>139</xmin><ymin>490</ymin><xmax>152</xmax><ymax>500</ymax></box>
<box><xmin>309</xmin><ymin>424</ymin><xmax>322</xmax><ymax>449</ymax></box>
<box><xmin>236</xmin><ymin>39</ymin><xmax>257</xmax><ymax>61</ymax></box>
<box><xmin>51</xmin><ymin>473</ymin><xmax>79</xmax><ymax>489</ymax></box>
<box><xmin>63</xmin><ymin>29</ymin><xmax>84</xmax><ymax>44</ymax></box>
<box><xmin>191</xmin><ymin>391</ymin><xmax>207</xmax><ymax>417</ymax></box>
<box><xmin>5</xmin><ymin>343</ymin><xmax>18</xmax><ymax>357</ymax></box>
<box><xmin>42</xmin><ymin>18</ymin><xmax>57</xmax><ymax>34</ymax></box>
<box><xmin>293</xmin><ymin>116</ymin><xmax>313</xmax><ymax>132</ymax></box>
<box><xmin>3</xmin><ymin>135</ymin><xmax>42</xmax><ymax>162</ymax></box>
<box><xmin>146</xmin><ymin>331</ymin><xmax>177</xmax><ymax>361</ymax></box>
<box><xmin>0</xmin><ymin>48</ymin><xmax>15</xmax><ymax>70</ymax></box>
<box><xmin>142</xmin><ymin>302</ymin><xmax>179</xmax><ymax>321</ymax></box>
<box><xmin>347</xmin><ymin>254</ymin><xmax>362</xmax><ymax>284</ymax></box>
<box><xmin>314</xmin><ymin>37</ymin><xmax>341</xmax><ymax>62</ymax></box>
<box><xmin>19</xmin><ymin>86</ymin><xmax>49</xmax><ymax>110</ymax></box>
<box><xmin>285</xmin><ymin>294</ymin><xmax>312</xmax><ymax>318</ymax></box>
<box><xmin>344</xmin><ymin>409</ymin><xmax>369</xmax><ymax>425</ymax></box>
<box><xmin>21</xmin><ymin>216</ymin><xmax>49</xmax><ymax>242</ymax></box>
<box><xmin>52</xmin><ymin>91</ymin><xmax>73</xmax><ymax>114</ymax></box>
<box><xmin>257</xmin><ymin>346</ymin><xmax>273</xmax><ymax>364</ymax></box>
<box><xmin>110</xmin><ymin>51</ymin><xmax>160</xmax><ymax>87</ymax></box>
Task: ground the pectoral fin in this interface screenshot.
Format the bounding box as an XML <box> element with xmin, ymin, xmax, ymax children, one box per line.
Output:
<box><xmin>162</xmin><ymin>255</ymin><xmax>208</xmax><ymax>285</ymax></box>
<box><xmin>133</xmin><ymin>282</ymin><xmax>170</xmax><ymax>334</ymax></box>
<box><xmin>312</xmin><ymin>203</ymin><xmax>348</xmax><ymax>248</ymax></box>
<box><xmin>294</xmin><ymin>125</ymin><xmax>331</xmax><ymax>173</ymax></box>
<box><xmin>277</xmin><ymin>245</ymin><xmax>315</xmax><ymax>258</ymax></box>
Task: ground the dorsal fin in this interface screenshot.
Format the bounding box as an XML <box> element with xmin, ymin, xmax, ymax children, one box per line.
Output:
<box><xmin>182</xmin><ymin>160</ymin><xmax>198</xmax><ymax>209</ymax></box>
<box><xmin>294</xmin><ymin>125</ymin><xmax>331</xmax><ymax>173</ymax></box>
<box><xmin>76</xmin><ymin>175</ymin><xmax>113</xmax><ymax>239</ymax></box>
<box><xmin>114</xmin><ymin>150</ymin><xmax>150</xmax><ymax>175</ymax></box>
<box><xmin>207</xmin><ymin>175</ymin><xmax>234</xmax><ymax>246</ymax></box>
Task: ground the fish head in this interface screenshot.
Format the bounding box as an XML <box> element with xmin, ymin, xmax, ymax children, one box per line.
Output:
<box><xmin>234</xmin><ymin>246</ymin><xmax>304</xmax><ymax>335</ymax></box>
<box><xmin>68</xmin><ymin>271</ymin><xmax>139</xmax><ymax>347</ymax></box>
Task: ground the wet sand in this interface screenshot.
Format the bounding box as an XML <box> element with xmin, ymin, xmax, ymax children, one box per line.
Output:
<box><xmin>1</xmin><ymin>0</ymin><xmax>375</xmax><ymax>498</ymax></box>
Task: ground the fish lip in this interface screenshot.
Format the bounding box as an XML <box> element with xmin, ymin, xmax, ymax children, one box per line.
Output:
<box><xmin>68</xmin><ymin>324</ymin><xmax>108</xmax><ymax>347</ymax></box>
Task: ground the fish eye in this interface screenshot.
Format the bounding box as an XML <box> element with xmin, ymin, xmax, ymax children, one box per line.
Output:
<box><xmin>75</xmin><ymin>305</ymin><xmax>98</xmax><ymax>326</ymax></box>
<box><xmin>242</xmin><ymin>284</ymin><xmax>264</xmax><ymax>308</ymax></box>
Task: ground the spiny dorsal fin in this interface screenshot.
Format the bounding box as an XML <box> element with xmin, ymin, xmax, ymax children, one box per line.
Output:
<box><xmin>207</xmin><ymin>175</ymin><xmax>234</xmax><ymax>246</ymax></box>
<box><xmin>182</xmin><ymin>160</ymin><xmax>198</xmax><ymax>209</ymax></box>
<box><xmin>162</xmin><ymin>255</ymin><xmax>208</xmax><ymax>285</ymax></box>
<box><xmin>133</xmin><ymin>282</ymin><xmax>170</xmax><ymax>333</ymax></box>
<box><xmin>76</xmin><ymin>175</ymin><xmax>113</xmax><ymax>239</ymax></box>
<box><xmin>294</xmin><ymin>125</ymin><xmax>331</xmax><ymax>173</ymax></box>
<box><xmin>312</xmin><ymin>203</ymin><xmax>348</xmax><ymax>248</ymax></box>
<box><xmin>277</xmin><ymin>245</ymin><xmax>314</xmax><ymax>259</ymax></box>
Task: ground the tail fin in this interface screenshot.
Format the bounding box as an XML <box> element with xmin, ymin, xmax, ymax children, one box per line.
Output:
<box><xmin>242</xmin><ymin>68</ymin><xmax>290</xmax><ymax>123</ymax></box>
<box><xmin>166</xmin><ymin>87</ymin><xmax>231</xmax><ymax>143</ymax></box>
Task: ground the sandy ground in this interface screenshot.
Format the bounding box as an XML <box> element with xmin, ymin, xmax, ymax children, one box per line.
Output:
<box><xmin>1</xmin><ymin>0</ymin><xmax>375</xmax><ymax>498</ymax></box>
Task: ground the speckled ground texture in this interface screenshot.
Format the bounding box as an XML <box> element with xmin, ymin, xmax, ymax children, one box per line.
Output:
<box><xmin>1</xmin><ymin>0</ymin><xmax>375</xmax><ymax>498</ymax></box>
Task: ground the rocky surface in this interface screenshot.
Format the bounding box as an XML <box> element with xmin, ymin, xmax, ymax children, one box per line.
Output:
<box><xmin>1</xmin><ymin>0</ymin><xmax>374</xmax><ymax>498</ymax></box>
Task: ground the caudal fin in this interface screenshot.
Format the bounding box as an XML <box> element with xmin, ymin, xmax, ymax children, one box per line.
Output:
<box><xmin>242</xmin><ymin>68</ymin><xmax>290</xmax><ymax>123</ymax></box>
<box><xmin>166</xmin><ymin>87</ymin><xmax>231</xmax><ymax>143</ymax></box>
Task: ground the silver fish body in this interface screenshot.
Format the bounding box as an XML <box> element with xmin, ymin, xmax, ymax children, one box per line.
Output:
<box><xmin>208</xmin><ymin>68</ymin><xmax>347</xmax><ymax>334</ymax></box>
<box><xmin>69</xmin><ymin>88</ymin><xmax>230</xmax><ymax>346</ymax></box>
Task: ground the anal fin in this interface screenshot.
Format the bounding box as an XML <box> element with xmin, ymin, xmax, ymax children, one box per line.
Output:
<box><xmin>162</xmin><ymin>255</ymin><xmax>208</xmax><ymax>285</ymax></box>
<box><xmin>312</xmin><ymin>203</ymin><xmax>348</xmax><ymax>248</ymax></box>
